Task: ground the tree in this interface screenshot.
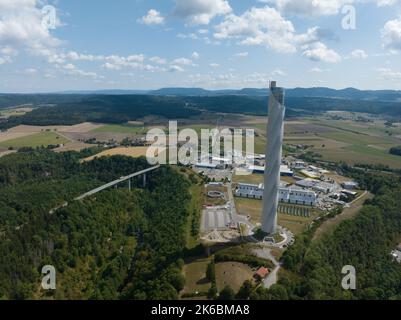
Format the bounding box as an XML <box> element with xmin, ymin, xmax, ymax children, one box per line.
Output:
<box><xmin>218</xmin><ymin>286</ymin><xmax>235</xmax><ymax>300</ymax></box>
<box><xmin>236</xmin><ymin>280</ymin><xmax>253</xmax><ymax>300</ymax></box>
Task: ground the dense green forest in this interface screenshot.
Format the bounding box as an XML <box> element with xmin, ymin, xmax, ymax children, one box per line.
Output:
<box><xmin>0</xmin><ymin>149</ymin><xmax>193</xmax><ymax>299</ymax></box>
<box><xmin>235</xmin><ymin>168</ymin><xmax>401</xmax><ymax>300</ymax></box>
<box><xmin>0</xmin><ymin>95</ymin><xmax>201</xmax><ymax>129</ymax></box>
<box><xmin>2</xmin><ymin>94</ymin><xmax>401</xmax><ymax>130</ymax></box>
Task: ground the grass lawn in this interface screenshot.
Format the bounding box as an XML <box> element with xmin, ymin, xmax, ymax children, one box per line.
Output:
<box><xmin>182</xmin><ymin>257</ymin><xmax>212</xmax><ymax>296</ymax></box>
<box><xmin>0</xmin><ymin>131</ymin><xmax>68</xmax><ymax>149</ymax></box>
<box><xmin>233</xmin><ymin>173</ymin><xmax>264</xmax><ymax>185</ymax></box>
<box><xmin>234</xmin><ymin>197</ymin><xmax>317</xmax><ymax>235</ymax></box>
<box><xmin>215</xmin><ymin>262</ymin><xmax>254</xmax><ymax>292</ymax></box>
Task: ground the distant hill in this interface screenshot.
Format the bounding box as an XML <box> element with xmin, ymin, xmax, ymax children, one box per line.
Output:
<box><xmin>4</xmin><ymin>87</ymin><xmax>400</xmax><ymax>101</ymax></box>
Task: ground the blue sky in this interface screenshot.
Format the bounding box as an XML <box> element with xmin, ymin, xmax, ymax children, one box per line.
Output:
<box><xmin>1</xmin><ymin>0</ymin><xmax>401</xmax><ymax>92</ymax></box>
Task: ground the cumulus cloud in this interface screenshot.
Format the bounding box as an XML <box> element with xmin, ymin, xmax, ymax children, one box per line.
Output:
<box><xmin>381</xmin><ymin>17</ymin><xmax>401</xmax><ymax>52</ymax></box>
<box><xmin>212</xmin><ymin>6</ymin><xmax>340</xmax><ymax>59</ymax></box>
<box><xmin>261</xmin><ymin>0</ymin><xmax>400</xmax><ymax>16</ymax></box>
<box><xmin>0</xmin><ymin>0</ymin><xmax>61</xmax><ymax>52</ymax></box>
<box><xmin>348</xmin><ymin>49</ymin><xmax>368</xmax><ymax>59</ymax></box>
<box><xmin>302</xmin><ymin>42</ymin><xmax>342</xmax><ymax>63</ymax></box>
<box><xmin>309</xmin><ymin>67</ymin><xmax>331</xmax><ymax>73</ymax></box>
<box><xmin>149</xmin><ymin>56</ymin><xmax>167</xmax><ymax>64</ymax></box>
<box><xmin>235</xmin><ymin>52</ymin><xmax>249</xmax><ymax>57</ymax></box>
<box><xmin>260</xmin><ymin>0</ymin><xmax>349</xmax><ymax>16</ymax></box>
<box><xmin>271</xmin><ymin>69</ymin><xmax>286</xmax><ymax>76</ymax></box>
<box><xmin>214</xmin><ymin>6</ymin><xmax>297</xmax><ymax>53</ymax></box>
<box><xmin>377</xmin><ymin>67</ymin><xmax>401</xmax><ymax>80</ymax></box>
<box><xmin>24</xmin><ymin>68</ymin><xmax>37</xmax><ymax>74</ymax></box>
<box><xmin>174</xmin><ymin>0</ymin><xmax>232</xmax><ymax>25</ymax></box>
<box><xmin>138</xmin><ymin>9</ymin><xmax>165</xmax><ymax>25</ymax></box>
<box><xmin>169</xmin><ymin>65</ymin><xmax>185</xmax><ymax>72</ymax></box>
<box><xmin>192</xmin><ymin>51</ymin><xmax>200</xmax><ymax>59</ymax></box>
<box><xmin>172</xmin><ymin>57</ymin><xmax>194</xmax><ymax>66</ymax></box>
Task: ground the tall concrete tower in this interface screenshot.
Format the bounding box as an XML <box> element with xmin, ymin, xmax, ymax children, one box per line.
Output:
<box><xmin>261</xmin><ymin>81</ymin><xmax>286</xmax><ymax>235</ymax></box>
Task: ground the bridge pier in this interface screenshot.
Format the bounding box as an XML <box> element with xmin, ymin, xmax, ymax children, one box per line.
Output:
<box><xmin>128</xmin><ymin>179</ymin><xmax>131</xmax><ymax>191</ymax></box>
<box><xmin>143</xmin><ymin>174</ymin><xmax>147</xmax><ymax>188</ymax></box>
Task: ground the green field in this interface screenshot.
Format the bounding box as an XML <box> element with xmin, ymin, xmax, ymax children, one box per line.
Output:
<box><xmin>0</xmin><ymin>132</ymin><xmax>68</xmax><ymax>149</ymax></box>
<box><xmin>91</xmin><ymin>123</ymin><xmax>146</xmax><ymax>134</ymax></box>
<box><xmin>234</xmin><ymin>197</ymin><xmax>318</xmax><ymax>235</ymax></box>
<box><xmin>182</xmin><ymin>257</ymin><xmax>212</xmax><ymax>296</ymax></box>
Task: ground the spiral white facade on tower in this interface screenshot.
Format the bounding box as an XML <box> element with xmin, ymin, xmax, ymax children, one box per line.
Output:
<box><xmin>261</xmin><ymin>81</ymin><xmax>286</xmax><ymax>234</ymax></box>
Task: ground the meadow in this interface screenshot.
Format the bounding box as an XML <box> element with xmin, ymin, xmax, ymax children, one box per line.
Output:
<box><xmin>0</xmin><ymin>131</ymin><xmax>68</xmax><ymax>149</ymax></box>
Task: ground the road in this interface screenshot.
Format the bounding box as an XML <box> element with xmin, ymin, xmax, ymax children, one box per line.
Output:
<box><xmin>252</xmin><ymin>247</ymin><xmax>281</xmax><ymax>289</ymax></box>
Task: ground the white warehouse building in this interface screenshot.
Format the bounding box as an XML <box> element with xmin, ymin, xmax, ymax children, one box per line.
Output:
<box><xmin>235</xmin><ymin>183</ymin><xmax>317</xmax><ymax>206</ymax></box>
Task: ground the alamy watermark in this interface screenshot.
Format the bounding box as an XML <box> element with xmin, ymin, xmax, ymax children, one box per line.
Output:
<box><xmin>341</xmin><ymin>5</ymin><xmax>356</xmax><ymax>30</ymax></box>
<box><xmin>41</xmin><ymin>265</ymin><xmax>56</xmax><ymax>290</ymax></box>
<box><xmin>341</xmin><ymin>265</ymin><xmax>356</xmax><ymax>290</ymax></box>
<box><xmin>145</xmin><ymin>121</ymin><xmax>255</xmax><ymax>175</ymax></box>
<box><xmin>41</xmin><ymin>5</ymin><xmax>57</xmax><ymax>30</ymax></box>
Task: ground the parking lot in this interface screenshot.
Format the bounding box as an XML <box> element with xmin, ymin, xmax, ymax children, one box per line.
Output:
<box><xmin>201</xmin><ymin>207</ymin><xmax>232</xmax><ymax>232</ymax></box>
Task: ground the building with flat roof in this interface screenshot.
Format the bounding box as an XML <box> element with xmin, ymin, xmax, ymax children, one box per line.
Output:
<box><xmin>248</xmin><ymin>164</ymin><xmax>294</xmax><ymax>176</ymax></box>
<box><xmin>235</xmin><ymin>183</ymin><xmax>316</xmax><ymax>206</ymax></box>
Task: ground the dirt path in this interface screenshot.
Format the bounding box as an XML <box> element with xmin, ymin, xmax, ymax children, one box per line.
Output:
<box><xmin>312</xmin><ymin>191</ymin><xmax>373</xmax><ymax>242</ymax></box>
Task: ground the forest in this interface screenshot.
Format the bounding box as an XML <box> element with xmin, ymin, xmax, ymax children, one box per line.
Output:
<box><xmin>234</xmin><ymin>167</ymin><xmax>401</xmax><ymax>300</ymax></box>
<box><xmin>2</xmin><ymin>94</ymin><xmax>401</xmax><ymax>130</ymax></box>
<box><xmin>0</xmin><ymin>148</ymin><xmax>193</xmax><ymax>299</ymax></box>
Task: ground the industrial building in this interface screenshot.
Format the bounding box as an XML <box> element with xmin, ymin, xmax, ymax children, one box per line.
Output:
<box><xmin>296</xmin><ymin>178</ymin><xmax>337</xmax><ymax>194</ymax></box>
<box><xmin>248</xmin><ymin>164</ymin><xmax>294</xmax><ymax>176</ymax></box>
<box><xmin>235</xmin><ymin>183</ymin><xmax>317</xmax><ymax>206</ymax></box>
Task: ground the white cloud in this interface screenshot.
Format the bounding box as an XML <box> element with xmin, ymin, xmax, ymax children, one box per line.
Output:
<box><xmin>177</xmin><ymin>32</ymin><xmax>199</xmax><ymax>40</ymax></box>
<box><xmin>169</xmin><ymin>65</ymin><xmax>185</xmax><ymax>72</ymax></box>
<box><xmin>174</xmin><ymin>0</ymin><xmax>232</xmax><ymax>25</ymax></box>
<box><xmin>263</xmin><ymin>0</ymin><xmax>349</xmax><ymax>16</ymax></box>
<box><xmin>381</xmin><ymin>17</ymin><xmax>401</xmax><ymax>52</ymax></box>
<box><xmin>309</xmin><ymin>67</ymin><xmax>331</xmax><ymax>73</ymax></box>
<box><xmin>376</xmin><ymin>0</ymin><xmax>400</xmax><ymax>6</ymax></box>
<box><xmin>192</xmin><ymin>51</ymin><xmax>200</xmax><ymax>59</ymax></box>
<box><xmin>377</xmin><ymin>67</ymin><xmax>401</xmax><ymax>80</ymax></box>
<box><xmin>262</xmin><ymin>0</ymin><xmax>400</xmax><ymax>16</ymax></box>
<box><xmin>24</xmin><ymin>68</ymin><xmax>37</xmax><ymax>74</ymax></box>
<box><xmin>302</xmin><ymin>42</ymin><xmax>342</xmax><ymax>63</ymax></box>
<box><xmin>349</xmin><ymin>49</ymin><xmax>368</xmax><ymax>59</ymax></box>
<box><xmin>0</xmin><ymin>0</ymin><xmax>61</xmax><ymax>53</ymax></box>
<box><xmin>138</xmin><ymin>9</ymin><xmax>165</xmax><ymax>25</ymax></box>
<box><xmin>209</xmin><ymin>63</ymin><xmax>220</xmax><ymax>67</ymax></box>
<box><xmin>149</xmin><ymin>56</ymin><xmax>167</xmax><ymax>64</ymax></box>
<box><xmin>0</xmin><ymin>56</ymin><xmax>11</xmax><ymax>65</ymax></box>
<box><xmin>172</xmin><ymin>57</ymin><xmax>193</xmax><ymax>65</ymax></box>
<box><xmin>271</xmin><ymin>69</ymin><xmax>286</xmax><ymax>76</ymax></box>
<box><xmin>214</xmin><ymin>6</ymin><xmax>297</xmax><ymax>54</ymax></box>
<box><xmin>235</xmin><ymin>52</ymin><xmax>249</xmax><ymax>57</ymax></box>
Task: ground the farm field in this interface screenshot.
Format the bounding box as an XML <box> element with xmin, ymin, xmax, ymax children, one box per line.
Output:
<box><xmin>0</xmin><ymin>107</ymin><xmax>33</xmax><ymax>119</ymax></box>
<box><xmin>83</xmin><ymin>146</ymin><xmax>153</xmax><ymax>161</ymax></box>
<box><xmin>90</xmin><ymin>123</ymin><xmax>146</xmax><ymax>134</ymax></box>
<box><xmin>0</xmin><ymin>131</ymin><xmax>68</xmax><ymax>149</ymax></box>
<box><xmin>280</xmin><ymin>117</ymin><xmax>401</xmax><ymax>169</ymax></box>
